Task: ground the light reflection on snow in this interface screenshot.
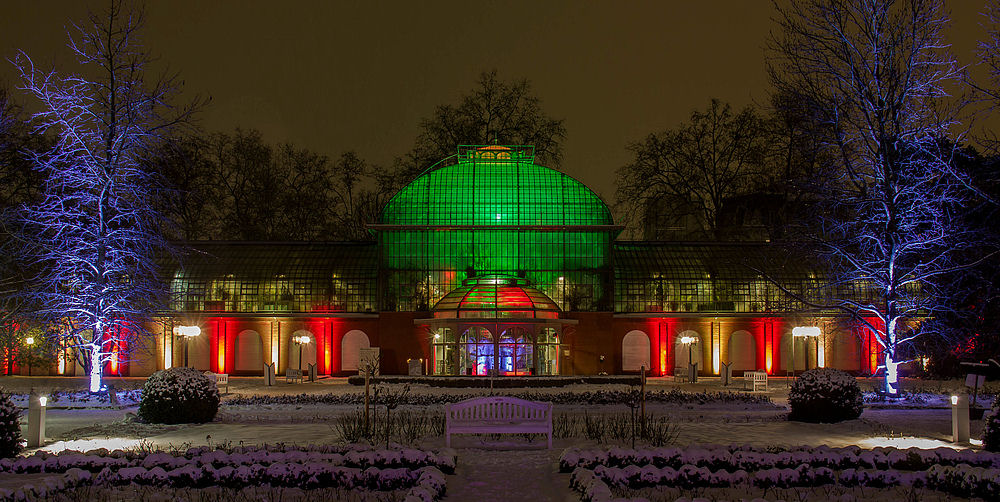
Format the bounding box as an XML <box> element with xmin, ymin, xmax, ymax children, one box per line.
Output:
<box><xmin>38</xmin><ymin>438</ymin><xmax>143</xmax><ymax>453</ymax></box>
<box><xmin>857</xmin><ymin>436</ymin><xmax>974</xmax><ymax>450</ymax></box>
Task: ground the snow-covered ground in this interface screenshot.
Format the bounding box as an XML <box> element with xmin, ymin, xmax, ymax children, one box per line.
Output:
<box><xmin>1</xmin><ymin>375</ymin><xmax>994</xmax><ymax>501</ymax></box>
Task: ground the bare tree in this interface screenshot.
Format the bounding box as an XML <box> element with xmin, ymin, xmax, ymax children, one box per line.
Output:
<box><xmin>769</xmin><ymin>0</ymin><xmax>984</xmax><ymax>395</ymax></box>
<box><xmin>616</xmin><ymin>99</ymin><xmax>771</xmax><ymax>240</ymax></box>
<box><xmin>14</xmin><ymin>1</ymin><xmax>197</xmax><ymax>392</ymax></box>
<box><xmin>328</xmin><ymin>152</ymin><xmax>396</xmax><ymax>241</ymax></box>
<box><xmin>398</xmin><ymin>70</ymin><xmax>566</xmax><ymax>180</ymax></box>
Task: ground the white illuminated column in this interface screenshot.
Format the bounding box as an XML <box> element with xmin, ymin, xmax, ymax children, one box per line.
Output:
<box><xmin>293</xmin><ymin>335</ymin><xmax>311</xmax><ymax>371</ymax></box>
<box><xmin>174</xmin><ymin>325</ymin><xmax>201</xmax><ymax>367</ymax></box>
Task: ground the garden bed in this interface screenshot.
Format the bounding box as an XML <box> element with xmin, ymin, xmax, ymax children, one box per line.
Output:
<box><xmin>0</xmin><ymin>444</ymin><xmax>455</xmax><ymax>501</ymax></box>
<box><xmin>562</xmin><ymin>444</ymin><xmax>1000</xmax><ymax>501</ymax></box>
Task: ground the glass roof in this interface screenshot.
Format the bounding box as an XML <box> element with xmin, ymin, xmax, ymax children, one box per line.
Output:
<box><xmin>431</xmin><ymin>274</ymin><xmax>561</xmax><ymax>319</ymax></box>
<box><xmin>613</xmin><ymin>241</ymin><xmax>825</xmax><ymax>281</ymax></box>
<box><xmin>379</xmin><ymin>145</ymin><xmax>614</xmax><ymax>227</ymax></box>
<box><xmin>165</xmin><ymin>241</ymin><xmax>378</xmax><ymax>281</ymax></box>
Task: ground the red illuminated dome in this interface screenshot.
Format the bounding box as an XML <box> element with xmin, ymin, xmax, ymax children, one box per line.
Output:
<box><xmin>432</xmin><ymin>274</ymin><xmax>560</xmax><ymax>319</ymax></box>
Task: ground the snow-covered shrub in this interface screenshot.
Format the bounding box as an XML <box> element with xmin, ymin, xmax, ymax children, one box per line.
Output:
<box><xmin>0</xmin><ymin>390</ymin><xmax>22</xmax><ymax>457</ymax></box>
<box><xmin>787</xmin><ymin>368</ymin><xmax>863</xmax><ymax>423</ymax></box>
<box><xmin>138</xmin><ymin>367</ymin><xmax>219</xmax><ymax>424</ymax></box>
<box><xmin>983</xmin><ymin>396</ymin><xmax>1000</xmax><ymax>452</ymax></box>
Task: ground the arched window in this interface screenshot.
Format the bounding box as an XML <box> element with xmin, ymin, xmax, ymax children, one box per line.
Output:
<box><xmin>289</xmin><ymin>329</ymin><xmax>316</xmax><ymax>371</ymax></box>
<box><xmin>500</xmin><ymin>327</ymin><xmax>532</xmax><ymax>376</ymax></box>
<box><xmin>235</xmin><ymin>330</ymin><xmax>263</xmax><ymax>375</ymax></box>
<box><xmin>460</xmin><ymin>327</ymin><xmax>494</xmax><ymax>376</ymax></box>
<box><xmin>622</xmin><ymin>330</ymin><xmax>651</xmax><ymax>372</ymax></box>
<box><xmin>341</xmin><ymin>330</ymin><xmax>370</xmax><ymax>372</ymax></box>
<box><xmin>727</xmin><ymin>330</ymin><xmax>756</xmax><ymax>372</ymax></box>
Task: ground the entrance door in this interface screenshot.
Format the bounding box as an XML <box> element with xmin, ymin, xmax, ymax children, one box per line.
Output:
<box><xmin>460</xmin><ymin>327</ymin><xmax>494</xmax><ymax>376</ymax></box>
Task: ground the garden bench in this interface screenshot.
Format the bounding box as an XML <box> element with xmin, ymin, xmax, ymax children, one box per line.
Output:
<box><xmin>204</xmin><ymin>371</ymin><xmax>230</xmax><ymax>393</ymax></box>
<box><xmin>285</xmin><ymin>368</ymin><xmax>303</xmax><ymax>383</ymax></box>
<box><xmin>744</xmin><ymin>370</ymin><xmax>767</xmax><ymax>392</ymax></box>
<box><xmin>445</xmin><ymin>396</ymin><xmax>552</xmax><ymax>448</ymax></box>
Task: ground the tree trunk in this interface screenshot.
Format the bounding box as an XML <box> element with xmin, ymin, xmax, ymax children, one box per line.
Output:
<box><xmin>89</xmin><ymin>344</ymin><xmax>103</xmax><ymax>393</ymax></box>
<box><xmin>884</xmin><ymin>352</ymin><xmax>901</xmax><ymax>396</ymax></box>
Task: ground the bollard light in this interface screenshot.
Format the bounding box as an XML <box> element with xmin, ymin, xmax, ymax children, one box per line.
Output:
<box><xmin>952</xmin><ymin>394</ymin><xmax>970</xmax><ymax>443</ymax></box>
<box><xmin>27</xmin><ymin>394</ymin><xmax>47</xmax><ymax>448</ymax></box>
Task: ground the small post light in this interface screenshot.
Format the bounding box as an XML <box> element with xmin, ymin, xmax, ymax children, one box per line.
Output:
<box><xmin>293</xmin><ymin>335</ymin><xmax>311</xmax><ymax>371</ymax></box>
<box><xmin>952</xmin><ymin>394</ymin><xmax>970</xmax><ymax>443</ymax></box>
<box><xmin>24</xmin><ymin>336</ymin><xmax>36</xmax><ymax>375</ymax></box>
<box><xmin>27</xmin><ymin>393</ymin><xmax>47</xmax><ymax>448</ymax></box>
<box><xmin>792</xmin><ymin>327</ymin><xmax>821</xmax><ymax>372</ymax></box>
<box><xmin>680</xmin><ymin>336</ymin><xmax>699</xmax><ymax>383</ymax></box>
<box><xmin>174</xmin><ymin>325</ymin><xmax>201</xmax><ymax>367</ymax></box>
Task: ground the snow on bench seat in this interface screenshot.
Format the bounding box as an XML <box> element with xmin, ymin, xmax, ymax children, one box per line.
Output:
<box><xmin>445</xmin><ymin>396</ymin><xmax>553</xmax><ymax>448</ymax></box>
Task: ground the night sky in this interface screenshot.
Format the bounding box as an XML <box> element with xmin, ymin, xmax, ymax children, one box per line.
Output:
<box><xmin>0</xmin><ymin>1</ymin><xmax>992</xmax><ymax>200</ymax></box>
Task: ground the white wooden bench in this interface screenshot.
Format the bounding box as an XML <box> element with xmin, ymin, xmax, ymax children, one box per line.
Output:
<box><xmin>445</xmin><ymin>396</ymin><xmax>553</xmax><ymax>448</ymax></box>
<box><xmin>204</xmin><ymin>372</ymin><xmax>229</xmax><ymax>393</ymax></box>
<box><xmin>744</xmin><ymin>370</ymin><xmax>768</xmax><ymax>392</ymax></box>
<box><xmin>285</xmin><ymin>368</ymin><xmax>303</xmax><ymax>383</ymax></box>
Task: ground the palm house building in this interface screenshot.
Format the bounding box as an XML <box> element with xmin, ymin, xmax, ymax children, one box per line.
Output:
<box><xmin>59</xmin><ymin>145</ymin><xmax>883</xmax><ymax>379</ymax></box>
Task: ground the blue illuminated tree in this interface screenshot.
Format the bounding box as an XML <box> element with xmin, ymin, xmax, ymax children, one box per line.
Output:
<box><xmin>769</xmin><ymin>0</ymin><xmax>989</xmax><ymax>395</ymax></box>
<box><xmin>13</xmin><ymin>1</ymin><xmax>195</xmax><ymax>392</ymax></box>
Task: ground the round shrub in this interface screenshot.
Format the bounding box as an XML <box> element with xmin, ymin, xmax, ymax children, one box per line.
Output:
<box><xmin>138</xmin><ymin>367</ymin><xmax>219</xmax><ymax>424</ymax></box>
<box><xmin>788</xmin><ymin>368</ymin><xmax>863</xmax><ymax>423</ymax></box>
<box><xmin>983</xmin><ymin>396</ymin><xmax>1000</xmax><ymax>452</ymax></box>
<box><xmin>0</xmin><ymin>390</ymin><xmax>22</xmax><ymax>457</ymax></box>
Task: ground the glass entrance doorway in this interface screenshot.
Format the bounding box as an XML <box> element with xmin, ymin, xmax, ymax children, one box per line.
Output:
<box><xmin>432</xmin><ymin>324</ymin><xmax>561</xmax><ymax>376</ymax></box>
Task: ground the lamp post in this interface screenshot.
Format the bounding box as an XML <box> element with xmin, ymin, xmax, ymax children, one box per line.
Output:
<box><xmin>792</xmin><ymin>327</ymin><xmax>821</xmax><ymax>372</ymax></box>
<box><xmin>25</xmin><ymin>336</ymin><xmax>34</xmax><ymax>376</ymax></box>
<box><xmin>293</xmin><ymin>335</ymin><xmax>311</xmax><ymax>371</ymax></box>
<box><xmin>680</xmin><ymin>336</ymin><xmax>698</xmax><ymax>382</ymax></box>
<box><xmin>174</xmin><ymin>325</ymin><xmax>201</xmax><ymax>367</ymax></box>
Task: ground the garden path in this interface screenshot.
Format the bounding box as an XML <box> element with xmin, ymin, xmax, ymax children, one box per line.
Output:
<box><xmin>441</xmin><ymin>443</ymin><xmax>576</xmax><ymax>502</ymax></box>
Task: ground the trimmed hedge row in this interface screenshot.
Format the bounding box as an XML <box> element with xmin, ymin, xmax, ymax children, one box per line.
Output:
<box><xmin>226</xmin><ymin>389</ymin><xmax>775</xmax><ymax>407</ymax></box>
<box><xmin>346</xmin><ymin>375</ymin><xmax>643</xmax><ymax>387</ymax></box>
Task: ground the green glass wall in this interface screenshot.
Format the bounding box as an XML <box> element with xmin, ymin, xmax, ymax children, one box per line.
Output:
<box><xmin>377</xmin><ymin>146</ymin><xmax>617</xmax><ymax>312</ymax></box>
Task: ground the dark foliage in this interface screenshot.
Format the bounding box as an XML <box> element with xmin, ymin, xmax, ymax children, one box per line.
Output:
<box><xmin>788</xmin><ymin>369</ymin><xmax>863</xmax><ymax>423</ymax></box>
<box><xmin>0</xmin><ymin>391</ymin><xmax>22</xmax><ymax>458</ymax></box>
<box><xmin>984</xmin><ymin>396</ymin><xmax>1000</xmax><ymax>452</ymax></box>
<box><xmin>138</xmin><ymin>367</ymin><xmax>219</xmax><ymax>424</ymax></box>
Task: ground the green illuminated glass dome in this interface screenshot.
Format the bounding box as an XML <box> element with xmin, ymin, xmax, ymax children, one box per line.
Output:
<box><xmin>379</xmin><ymin>145</ymin><xmax>613</xmax><ymax>227</ymax></box>
<box><xmin>432</xmin><ymin>274</ymin><xmax>561</xmax><ymax>319</ymax></box>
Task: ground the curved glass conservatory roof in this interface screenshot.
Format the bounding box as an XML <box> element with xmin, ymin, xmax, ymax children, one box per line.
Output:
<box><xmin>431</xmin><ymin>274</ymin><xmax>561</xmax><ymax>319</ymax></box>
<box><xmin>378</xmin><ymin>145</ymin><xmax>613</xmax><ymax>227</ymax></box>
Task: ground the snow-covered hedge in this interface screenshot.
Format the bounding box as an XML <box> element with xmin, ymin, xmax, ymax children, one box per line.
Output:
<box><xmin>0</xmin><ymin>445</ymin><xmax>457</xmax><ymax>475</ymax></box>
<box><xmin>559</xmin><ymin>445</ymin><xmax>1000</xmax><ymax>473</ymax></box>
<box><xmin>138</xmin><ymin>367</ymin><xmax>219</xmax><ymax>424</ymax></box>
<box><xmin>226</xmin><ymin>388</ymin><xmax>775</xmax><ymax>407</ymax></box>
<box><xmin>0</xmin><ymin>445</ymin><xmax>454</xmax><ymax>501</ymax></box>
<box><xmin>563</xmin><ymin>445</ymin><xmax>1000</xmax><ymax>502</ymax></box>
<box><xmin>0</xmin><ymin>391</ymin><xmax>22</xmax><ymax>458</ymax></box>
<box><xmin>983</xmin><ymin>396</ymin><xmax>1000</xmax><ymax>452</ymax></box>
<box><xmin>788</xmin><ymin>368</ymin><xmax>863</xmax><ymax>422</ymax></box>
